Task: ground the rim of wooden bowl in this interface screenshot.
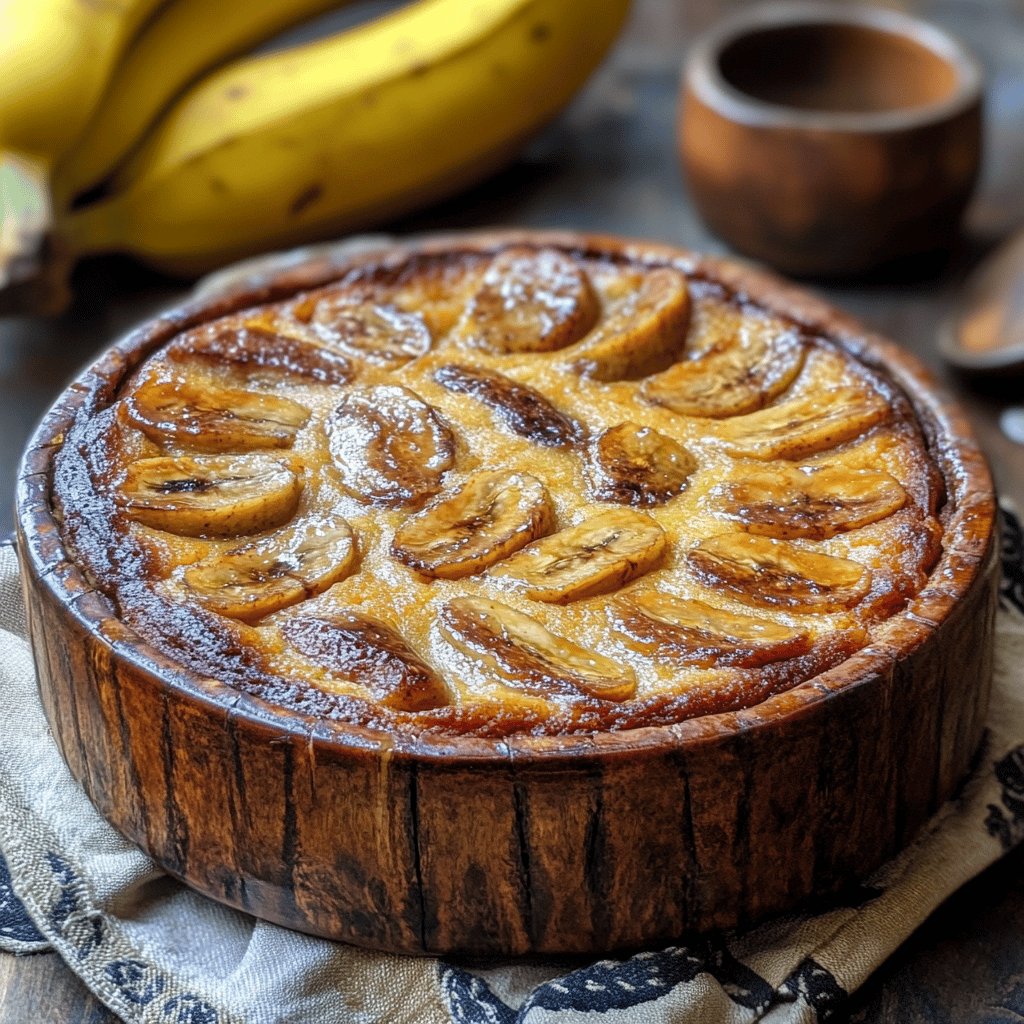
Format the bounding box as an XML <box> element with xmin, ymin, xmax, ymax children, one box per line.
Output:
<box><xmin>684</xmin><ymin>1</ymin><xmax>983</xmax><ymax>135</ymax></box>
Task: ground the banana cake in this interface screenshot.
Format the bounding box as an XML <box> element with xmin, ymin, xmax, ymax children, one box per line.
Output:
<box><xmin>51</xmin><ymin>234</ymin><xmax>951</xmax><ymax>737</ymax></box>
<box><xmin>21</xmin><ymin>230</ymin><xmax>997</xmax><ymax>953</ymax></box>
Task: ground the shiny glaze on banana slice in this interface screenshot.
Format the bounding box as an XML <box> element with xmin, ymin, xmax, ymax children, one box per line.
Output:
<box><xmin>440</xmin><ymin>596</ymin><xmax>636</xmax><ymax>702</ymax></box>
<box><xmin>714</xmin><ymin>464</ymin><xmax>907</xmax><ymax>539</ymax></box>
<box><xmin>117</xmin><ymin>454</ymin><xmax>302</xmax><ymax>537</ymax></box>
<box><xmin>433</xmin><ymin>364</ymin><xmax>580</xmax><ymax>448</ymax></box>
<box><xmin>293</xmin><ymin>292</ymin><xmax>432</xmax><ymax>366</ymax></box>
<box><xmin>282</xmin><ymin>613</ymin><xmax>449</xmax><ymax>711</ymax></box>
<box><xmin>329</xmin><ymin>384</ymin><xmax>455</xmax><ymax>508</ymax></box>
<box><xmin>615</xmin><ymin>592</ymin><xmax>811</xmax><ymax>667</ymax></box>
<box><xmin>125</xmin><ymin>374</ymin><xmax>310</xmax><ymax>452</ymax></box>
<box><xmin>455</xmin><ymin>246</ymin><xmax>600</xmax><ymax>353</ymax></box>
<box><xmin>183</xmin><ymin>515</ymin><xmax>356</xmax><ymax>622</ymax></box>
<box><xmin>560</xmin><ymin>267</ymin><xmax>689</xmax><ymax>380</ymax></box>
<box><xmin>315</xmin><ymin>249</ymin><xmax>487</xmax><ymax>339</ymax></box>
<box><xmin>168</xmin><ymin>318</ymin><xmax>353</xmax><ymax>384</ymax></box>
<box><xmin>687</xmin><ymin>532</ymin><xmax>872</xmax><ymax>612</ymax></box>
<box><xmin>715</xmin><ymin>385</ymin><xmax>890</xmax><ymax>460</ymax></box>
<box><xmin>392</xmin><ymin>471</ymin><xmax>553</xmax><ymax>579</ymax></box>
<box><xmin>588</xmin><ymin>422</ymin><xmax>696</xmax><ymax>506</ymax></box>
<box><xmin>641</xmin><ymin>330</ymin><xmax>805</xmax><ymax>418</ymax></box>
<box><xmin>489</xmin><ymin>508</ymin><xmax>667</xmax><ymax>603</ymax></box>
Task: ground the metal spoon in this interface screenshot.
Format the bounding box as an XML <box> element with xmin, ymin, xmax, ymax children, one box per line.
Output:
<box><xmin>940</xmin><ymin>228</ymin><xmax>1024</xmax><ymax>376</ymax></box>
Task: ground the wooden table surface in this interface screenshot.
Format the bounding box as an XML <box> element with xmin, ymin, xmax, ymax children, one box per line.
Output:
<box><xmin>2</xmin><ymin>0</ymin><xmax>1023</xmax><ymax>1019</ymax></box>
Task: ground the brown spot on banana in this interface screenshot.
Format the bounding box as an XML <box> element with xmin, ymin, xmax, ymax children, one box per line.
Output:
<box><xmin>290</xmin><ymin>183</ymin><xmax>324</xmax><ymax>216</ymax></box>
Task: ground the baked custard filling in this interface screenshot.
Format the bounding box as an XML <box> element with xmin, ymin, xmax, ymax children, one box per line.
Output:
<box><xmin>53</xmin><ymin>243</ymin><xmax>945</xmax><ymax>737</ymax></box>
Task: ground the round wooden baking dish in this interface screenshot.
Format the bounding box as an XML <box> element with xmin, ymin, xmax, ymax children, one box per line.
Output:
<box><xmin>15</xmin><ymin>231</ymin><xmax>998</xmax><ymax>957</ymax></box>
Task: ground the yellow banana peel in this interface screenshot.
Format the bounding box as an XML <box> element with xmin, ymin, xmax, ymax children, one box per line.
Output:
<box><xmin>61</xmin><ymin>0</ymin><xmax>632</xmax><ymax>275</ymax></box>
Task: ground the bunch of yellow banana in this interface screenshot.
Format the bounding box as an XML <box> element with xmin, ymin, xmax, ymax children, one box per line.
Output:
<box><xmin>0</xmin><ymin>0</ymin><xmax>631</xmax><ymax>284</ymax></box>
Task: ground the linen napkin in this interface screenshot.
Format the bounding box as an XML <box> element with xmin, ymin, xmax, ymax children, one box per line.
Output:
<box><xmin>1</xmin><ymin>511</ymin><xmax>1022</xmax><ymax>1024</ymax></box>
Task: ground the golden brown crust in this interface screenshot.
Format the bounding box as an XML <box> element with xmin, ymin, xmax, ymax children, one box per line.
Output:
<box><xmin>25</xmin><ymin>230</ymin><xmax>994</xmax><ymax>752</ymax></box>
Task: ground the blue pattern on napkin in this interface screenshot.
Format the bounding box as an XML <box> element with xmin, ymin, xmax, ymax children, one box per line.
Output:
<box><xmin>0</xmin><ymin>851</ymin><xmax>44</xmax><ymax>944</ymax></box>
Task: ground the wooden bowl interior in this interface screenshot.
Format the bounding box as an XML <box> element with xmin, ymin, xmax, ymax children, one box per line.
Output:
<box><xmin>717</xmin><ymin>21</ymin><xmax>960</xmax><ymax>113</ymax></box>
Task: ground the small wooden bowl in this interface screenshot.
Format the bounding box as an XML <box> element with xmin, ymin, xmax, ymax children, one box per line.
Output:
<box><xmin>680</xmin><ymin>3</ymin><xmax>983</xmax><ymax>277</ymax></box>
<box><xmin>16</xmin><ymin>231</ymin><xmax>998</xmax><ymax>957</ymax></box>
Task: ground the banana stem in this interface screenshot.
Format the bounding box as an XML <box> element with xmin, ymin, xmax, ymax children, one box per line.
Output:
<box><xmin>0</xmin><ymin>151</ymin><xmax>72</xmax><ymax>314</ymax></box>
<box><xmin>0</xmin><ymin>151</ymin><xmax>50</xmax><ymax>286</ymax></box>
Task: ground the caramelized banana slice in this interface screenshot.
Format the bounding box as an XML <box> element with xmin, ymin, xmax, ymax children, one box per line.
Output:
<box><xmin>125</xmin><ymin>374</ymin><xmax>310</xmax><ymax>452</ymax></box>
<box><xmin>440</xmin><ymin>596</ymin><xmax>636</xmax><ymax>702</ymax></box>
<box><xmin>329</xmin><ymin>385</ymin><xmax>455</xmax><ymax>508</ymax></box>
<box><xmin>298</xmin><ymin>250</ymin><xmax>487</xmax><ymax>338</ymax></box>
<box><xmin>183</xmin><ymin>515</ymin><xmax>356</xmax><ymax>622</ymax></box>
<box><xmin>641</xmin><ymin>330</ymin><xmax>805</xmax><ymax>418</ymax></box>
<box><xmin>561</xmin><ymin>267</ymin><xmax>689</xmax><ymax>380</ymax></box>
<box><xmin>117</xmin><ymin>454</ymin><xmax>302</xmax><ymax>537</ymax></box>
<box><xmin>688</xmin><ymin>532</ymin><xmax>871</xmax><ymax>612</ymax></box>
<box><xmin>392</xmin><ymin>471</ymin><xmax>553</xmax><ymax>579</ymax></box>
<box><xmin>615</xmin><ymin>593</ymin><xmax>811</xmax><ymax>667</ymax></box>
<box><xmin>490</xmin><ymin>508</ymin><xmax>667</xmax><ymax>603</ymax></box>
<box><xmin>715</xmin><ymin>464</ymin><xmax>907</xmax><ymax>539</ymax></box>
<box><xmin>168</xmin><ymin>320</ymin><xmax>353</xmax><ymax>384</ymax></box>
<box><xmin>456</xmin><ymin>246</ymin><xmax>600</xmax><ymax>353</ymax></box>
<box><xmin>282</xmin><ymin>614</ymin><xmax>449</xmax><ymax>711</ymax></box>
<box><xmin>716</xmin><ymin>386</ymin><xmax>890</xmax><ymax>460</ymax></box>
<box><xmin>589</xmin><ymin>423</ymin><xmax>696</xmax><ymax>506</ymax></box>
<box><xmin>433</xmin><ymin>364</ymin><xmax>579</xmax><ymax>447</ymax></box>
<box><xmin>298</xmin><ymin>293</ymin><xmax>432</xmax><ymax>366</ymax></box>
